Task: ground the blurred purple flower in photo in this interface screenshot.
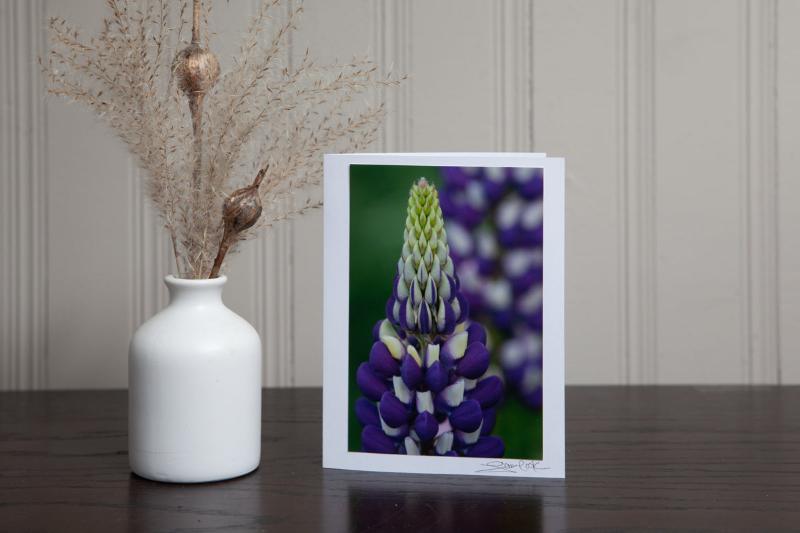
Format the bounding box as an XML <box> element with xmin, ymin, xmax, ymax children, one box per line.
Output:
<box><xmin>440</xmin><ymin>167</ymin><xmax>544</xmax><ymax>409</ymax></box>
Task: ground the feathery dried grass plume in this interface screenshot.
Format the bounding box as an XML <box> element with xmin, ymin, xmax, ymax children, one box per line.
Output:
<box><xmin>43</xmin><ymin>0</ymin><xmax>403</xmax><ymax>278</ymax></box>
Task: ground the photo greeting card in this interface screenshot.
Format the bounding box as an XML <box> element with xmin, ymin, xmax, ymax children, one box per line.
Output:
<box><xmin>323</xmin><ymin>153</ymin><xmax>565</xmax><ymax>478</ymax></box>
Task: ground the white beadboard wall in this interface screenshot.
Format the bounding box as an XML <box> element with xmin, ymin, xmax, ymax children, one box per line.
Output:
<box><xmin>1</xmin><ymin>0</ymin><xmax>798</xmax><ymax>389</ymax></box>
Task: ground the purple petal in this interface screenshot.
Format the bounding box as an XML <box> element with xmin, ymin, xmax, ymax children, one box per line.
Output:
<box><xmin>356</xmin><ymin>362</ymin><xmax>388</xmax><ymax>402</ymax></box>
<box><xmin>521</xmin><ymin>388</ymin><xmax>543</xmax><ymax>410</ymax></box>
<box><xmin>491</xmin><ymin>309</ymin><xmax>514</xmax><ymax>331</ymax></box>
<box><xmin>455</xmin><ymin>292</ymin><xmax>470</xmax><ymax>322</ymax></box>
<box><xmin>448</xmin><ymin>399</ymin><xmax>483</xmax><ymax>433</ymax></box>
<box><xmin>457</xmin><ymin>342</ymin><xmax>490</xmax><ymax>379</ymax></box>
<box><xmin>425</xmin><ymin>360</ymin><xmax>448</xmax><ymax>393</ymax></box>
<box><xmin>362</xmin><ymin>425</ymin><xmax>397</xmax><ymax>454</ymax></box>
<box><xmin>518</xmin><ymin>168</ymin><xmax>544</xmax><ymax>199</ymax></box>
<box><xmin>418</xmin><ymin>301</ymin><xmax>432</xmax><ymax>335</ymax></box>
<box><xmin>503</xmin><ymin>362</ymin><xmax>526</xmax><ymax>386</ymax></box>
<box><xmin>436</xmin><ymin>299</ymin><xmax>456</xmax><ymax>334</ymax></box>
<box><xmin>468</xmin><ymin>376</ymin><xmax>503</xmax><ymax>408</ymax></box>
<box><xmin>509</xmin><ymin>269</ymin><xmax>539</xmax><ymax>294</ymax></box>
<box><xmin>481</xmin><ymin>408</ymin><xmax>496</xmax><ymax>436</ymax></box>
<box><xmin>372</xmin><ymin>320</ymin><xmax>384</xmax><ymax>342</ymax></box>
<box><xmin>424</xmin><ymin>277</ymin><xmax>437</xmax><ymax>305</ymax></box>
<box><xmin>369</xmin><ymin>342</ymin><xmax>400</xmax><ymax>378</ymax></box>
<box><xmin>477</xmin><ymin>257</ymin><xmax>495</xmax><ymax>276</ymax></box>
<box><xmin>532</xmin><ymin>308</ymin><xmax>543</xmax><ymax>331</ymax></box>
<box><xmin>482</xmin><ymin>172</ymin><xmax>507</xmax><ymax>201</ymax></box>
<box><xmin>413</xmin><ymin>411</ymin><xmax>439</xmax><ymax>442</ymax></box>
<box><xmin>466</xmin><ymin>322</ymin><xmax>488</xmax><ymax>346</ymax></box>
<box><xmin>391</xmin><ymin>274</ymin><xmax>401</xmax><ymax>300</ymax></box>
<box><xmin>441</xmin><ymin>167</ymin><xmax>472</xmax><ymax>188</ymax></box>
<box><xmin>465</xmin><ymin>436</ymin><xmax>505</xmax><ymax>458</ymax></box>
<box><xmin>379</xmin><ymin>391</ymin><xmax>410</xmax><ymax>428</ymax></box>
<box><xmin>397</xmin><ymin>299</ymin><xmax>409</xmax><ymax>330</ymax></box>
<box><xmin>445</xmin><ymin>275</ymin><xmax>458</xmax><ymax>302</ymax></box>
<box><xmin>497</xmin><ymin>228</ymin><xmax>518</xmax><ymax>248</ymax></box>
<box><xmin>355</xmin><ymin>397</ymin><xmax>380</xmax><ymax>427</ymax></box>
<box><xmin>400</xmin><ymin>352</ymin><xmax>423</xmax><ymax>389</ymax></box>
<box><xmin>407</xmin><ymin>335</ymin><xmax>420</xmax><ymax>350</ymax></box>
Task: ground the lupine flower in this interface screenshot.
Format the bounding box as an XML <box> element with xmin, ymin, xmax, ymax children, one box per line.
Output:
<box><xmin>356</xmin><ymin>178</ymin><xmax>505</xmax><ymax>457</ymax></box>
<box><xmin>440</xmin><ymin>167</ymin><xmax>543</xmax><ymax>408</ymax></box>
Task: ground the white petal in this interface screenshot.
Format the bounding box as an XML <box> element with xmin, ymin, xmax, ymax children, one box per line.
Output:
<box><xmin>404</xmin><ymin>436</ymin><xmax>420</xmax><ymax>455</ymax></box>
<box><xmin>521</xmin><ymin>200</ymin><xmax>543</xmax><ymax>230</ymax></box>
<box><xmin>425</xmin><ymin>344</ymin><xmax>440</xmax><ymax>367</ymax></box>
<box><xmin>441</xmin><ymin>379</ymin><xmax>465</xmax><ymax>408</ymax></box>
<box><xmin>455</xmin><ymin>422</ymin><xmax>483</xmax><ymax>445</ymax></box>
<box><xmin>406</xmin><ymin>344</ymin><xmax>422</xmax><ymax>366</ymax></box>
<box><xmin>437</xmin><ymin>274</ymin><xmax>452</xmax><ymax>301</ymax></box>
<box><xmin>396</xmin><ymin>276</ymin><xmax>409</xmax><ymax>301</ymax></box>
<box><xmin>415</xmin><ymin>391</ymin><xmax>433</xmax><ymax>414</ymax></box>
<box><xmin>445</xmin><ymin>331</ymin><xmax>469</xmax><ymax>360</ymax></box>
<box><xmin>380</xmin><ymin>414</ymin><xmax>406</xmax><ymax>438</ymax></box>
<box><xmin>404</xmin><ymin>298</ymin><xmax>416</xmax><ymax>329</ymax></box>
<box><xmin>445</xmin><ymin>222</ymin><xmax>473</xmax><ymax>258</ymax></box>
<box><xmin>403</xmin><ymin>256</ymin><xmax>416</xmax><ymax>284</ymax></box>
<box><xmin>517</xmin><ymin>285</ymin><xmax>543</xmax><ymax>314</ymax></box>
<box><xmin>392</xmin><ymin>376</ymin><xmax>413</xmax><ymax>404</ymax></box>
<box><xmin>379</xmin><ymin>319</ymin><xmax>399</xmax><ymax>339</ymax></box>
<box><xmin>434</xmin><ymin>431</ymin><xmax>454</xmax><ymax>454</ymax></box>
<box><xmin>416</xmin><ymin>261</ymin><xmax>428</xmax><ymax>285</ymax></box>
<box><xmin>496</xmin><ymin>195</ymin><xmax>523</xmax><ymax>229</ymax></box>
<box><xmin>443</xmin><ymin>256</ymin><xmax>455</xmax><ymax>277</ymax></box>
<box><xmin>381</xmin><ymin>335</ymin><xmax>405</xmax><ymax>360</ymax></box>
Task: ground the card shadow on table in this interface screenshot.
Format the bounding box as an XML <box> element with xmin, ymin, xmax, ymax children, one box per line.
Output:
<box><xmin>320</xmin><ymin>470</ymin><xmax>567</xmax><ymax>532</ymax></box>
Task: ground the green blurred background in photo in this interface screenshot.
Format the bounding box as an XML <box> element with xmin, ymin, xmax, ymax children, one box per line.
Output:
<box><xmin>347</xmin><ymin>164</ymin><xmax>543</xmax><ymax>459</ymax></box>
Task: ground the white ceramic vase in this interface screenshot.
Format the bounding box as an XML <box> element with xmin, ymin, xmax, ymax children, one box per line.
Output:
<box><xmin>128</xmin><ymin>275</ymin><xmax>262</xmax><ymax>483</ymax></box>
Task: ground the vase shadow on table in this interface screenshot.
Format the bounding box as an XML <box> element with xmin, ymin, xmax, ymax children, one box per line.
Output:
<box><xmin>321</xmin><ymin>470</ymin><xmax>566</xmax><ymax>533</ymax></box>
<box><xmin>126</xmin><ymin>473</ymin><xmax>283</xmax><ymax>532</ymax></box>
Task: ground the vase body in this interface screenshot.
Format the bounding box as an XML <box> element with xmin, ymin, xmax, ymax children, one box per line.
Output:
<box><xmin>129</xmin><ymin>275</ymin><xmax>262</xmax><ymax>483</ymax></box>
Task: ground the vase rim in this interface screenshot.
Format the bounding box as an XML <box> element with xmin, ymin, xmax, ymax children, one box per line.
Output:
<box><xmin>165</xmin><ymin>274</ymin><xmax>227</xmax><ymax>287</ymax></box>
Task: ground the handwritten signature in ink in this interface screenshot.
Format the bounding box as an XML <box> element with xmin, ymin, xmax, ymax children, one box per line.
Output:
<box><xmin>475</xmin><ymin>459</ymin><xmax>549</xmax><ymax>474</ymax></box>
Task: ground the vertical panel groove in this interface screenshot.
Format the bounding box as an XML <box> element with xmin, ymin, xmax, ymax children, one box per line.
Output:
<box><xmin>617</xmin><ymin>0</ymin><xmax>630</xmax><ymax>384</ymax></box>
<box><xmin>493</xmin><ymin>2</ymin><xmax>503</xmax><ymax>151</ymax></box>
<box><xmin>285</xmin><ymin>0</ymin><xmax>296</xmax><ymax>387</ymax></box>
<box><xmin>739</xmin><ymin>0</ymin><xmax>753</xmax><ymax>383</ymax></box>
<box><xmin>1</xmin><ymin>0</ymin><xmax>47</xmax><ymax>390</ymax></box>
<box><xmin>528</xmin><ymin>0</ymin><xmax>535</xmax><ymax>149</ymax></box>
<box><xmin>744</xmin><ymin>0</ymin><xmax>780</xmax><ymax>384</ymax></box>
<box><xmin>495</xmin><ymin>1</ymin><xmax>534</xmax><ymax>152</ymax></box>
<box><xmin>623</xmin><ymin>0</ymin><xmax>657</xmax><ymax>384</ymax></box>
<box><xmin>772</xmin><ymin>1</ymin><xmax>782</xmax><ymax>383</ymax></box>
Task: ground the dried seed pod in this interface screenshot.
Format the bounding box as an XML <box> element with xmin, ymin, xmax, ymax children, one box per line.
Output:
<box><xmin>208</xmin><ymin>168</ymin><xmax>267</xmax><ymax>278</ymax></box>
<box><xmin>221</xmin><ymin>170</ymin><xmax>264</xmax><ymax>235</ymax></box>
<box><xmin>173</xmin><ymin>43</ymin><xmax>220</xmax><ymax>96</ymax></box>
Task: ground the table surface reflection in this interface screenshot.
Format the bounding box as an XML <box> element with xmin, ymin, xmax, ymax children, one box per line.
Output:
<box><xmin>1</xmin><ymin>387</ymin><xmax>798</xmax><ymax>532</ymax></box>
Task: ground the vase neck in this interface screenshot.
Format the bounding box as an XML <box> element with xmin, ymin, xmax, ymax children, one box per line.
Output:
<box><xmin>164</xmin><ymin>275</ymin><xmax>227</xmax><ymax>306</ymax></box>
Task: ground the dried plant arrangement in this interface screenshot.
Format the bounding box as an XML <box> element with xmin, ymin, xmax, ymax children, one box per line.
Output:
<box><xmin>43</xmin><ymin>0</ymin><xmax>402</xmax><ymax>278</ymax></box>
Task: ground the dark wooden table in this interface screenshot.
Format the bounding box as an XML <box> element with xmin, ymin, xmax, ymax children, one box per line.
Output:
<box><xmin>1</xmin><ymin>387</ymin><xmax>799</xmax><ymax>532</ymax></box>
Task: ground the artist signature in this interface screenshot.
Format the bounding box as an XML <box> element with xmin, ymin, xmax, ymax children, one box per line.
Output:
<box><xmin>475</xmin><ymin>459</ymin><xmax>549</xmax><ymax>474</ymax></box>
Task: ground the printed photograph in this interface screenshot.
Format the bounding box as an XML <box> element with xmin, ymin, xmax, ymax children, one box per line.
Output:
<box><xmin>348</xmin><ymin>164</ymin><xmax>544</xmax><ymax>459</ymax></box>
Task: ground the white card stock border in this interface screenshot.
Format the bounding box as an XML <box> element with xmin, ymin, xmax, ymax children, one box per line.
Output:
<box><xmin>322</xmin><ymin>153</ymin><xmax>565</xmax><ymax>478</ymax></box>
